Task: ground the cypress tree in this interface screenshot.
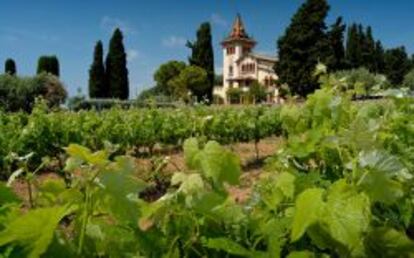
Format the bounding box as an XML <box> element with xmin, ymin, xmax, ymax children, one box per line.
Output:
<box><xmin>187</xmin><ymin>22</ymin><xmax>215</xmax><ymax>102</ymax></box>
<box><xmin>275</xmin><ymin>0</ymin><xmax>330</xmax><ymax>97</ymax></box>
<box><xmin>49</xmin><ymin>56</ymin><xmax>60</xmax><ymax>77</ymax></box>
<box><xmin>106</xmin><ymin>28</ymin><xmax>129</xmax><ymax>99</ymax></box>
<box><xmin>326</xmin><ymin>17</ymin><xmax>346</xmax><ymax>71</ymax></box>
<box><xmin>5</xmin><ymin>58</ymin><xmax>16</xmax><ymax>75</ymax></box>
<box><xmin>37</xmin><ymin>55</ymin><xmax>60</xmax><ymax>76</ymax></box>
<box><xmin>89</xmin><ymin>41</ymin><xmax>107</xmax><ymax>98</ymax></box>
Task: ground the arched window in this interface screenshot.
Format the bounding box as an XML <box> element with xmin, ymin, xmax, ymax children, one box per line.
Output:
<box><xmin>241</xmin><ymin>63</ymin><xmax>255</xmax><ymax>74</ymax></box>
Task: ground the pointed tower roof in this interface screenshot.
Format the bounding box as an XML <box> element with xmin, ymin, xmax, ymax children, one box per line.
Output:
<box><xmin>222</xmin><ymin>14</ymin><xmax>256</xmax><ymax>46</ymax></box>
<box><xmin>230</xmin><ymin>14</ymin><xmax>248</xmax><ymax>38</ymax></box>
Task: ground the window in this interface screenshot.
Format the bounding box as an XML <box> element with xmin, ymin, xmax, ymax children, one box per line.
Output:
<box><xmin>243</xmin><ymin>47</ymin><xmax>251</xmax><ymax>54</ymax></box>
<box><xmin>241</xmin><ymin>63</ymin><xmax>256</xmax><ymax>74</ymax></box>
<box><xmin>227</xmin><ymin>47</ymin><xmax>235</xmax><ymax>55</ymax></box>
<box><xmin>229</xmin><ymin>66</ymin><xmax>233</xmax><ymax>77</ymax></box>
<box><xmin>264</xmin><ymin>76</ymin><xmax>274</xmax><ymax>87</ymax></box>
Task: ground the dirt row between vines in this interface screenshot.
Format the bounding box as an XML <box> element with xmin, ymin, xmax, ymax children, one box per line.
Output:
<box><xmin>10</xmin><ymin>137</ymin><xmax>283</xmax><ymax>206</ymax></box>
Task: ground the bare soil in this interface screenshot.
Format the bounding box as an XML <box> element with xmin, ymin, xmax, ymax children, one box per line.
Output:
<box><xmin>10</xmin><ymin>137</ymin><xmax>283</xmax><ymax>204</ymax></box>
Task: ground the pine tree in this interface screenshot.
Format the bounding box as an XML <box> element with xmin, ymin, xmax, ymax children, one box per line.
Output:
<box><xmin>346</xmin><ymin>24</ymin><xmax>361</xmax><ymax>69</ymax></box>
<box><xmin>106</xmin><ymin>28</ymin><xmax>129</xmax><ymax>99</ymax></box>
<box><xmin>326</xmin><ymin>17</ymin><xmax>346</xmax><ymax>71</ymax></box>
<box><xmin>374</xmin><ymin>40</ymin><xmax>385</xmax><ymax>74</ymax></box>
<box><xmin>187</xmin><ymin>22</ymin><xmax>215</xmax><ymax>102</ymax></box>
<box><xmin>37</xmin><ymin>56</ymin><xmax>60</xmax><ymax>76</ymax></box>
<box><xmin>4</xmin><ymin>58</ymin><xmax>16</xmax><ymax>75</ymax></box>
<box><xmin>361</xmin><ymin>26</ymin><xmax>376</xmax><ymax>71</ymax></box>
<box><xmin>89</xmin><ymin>41</ymin><xmax>107</xmax><ymax>98</ymax></box>
<box><xmin>384</xmin><ymin>47</ymin><xmax>411</xmax><ymax>86</ymax></box>
<box><xmin>275</xmin><ymin>0</ymin><xmax>330</xmax><ymax>97</ymax></box>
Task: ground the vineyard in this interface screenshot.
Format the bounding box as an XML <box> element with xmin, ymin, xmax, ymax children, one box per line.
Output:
<box><xmin>1</xmin><ymin>86</ymin><xmax>414</xmax><ymax>257</ymax></box>
<box><xmin>0</xmin><ymin>104</ymin><xmax>282</xmax><ymax>179</ymax></box>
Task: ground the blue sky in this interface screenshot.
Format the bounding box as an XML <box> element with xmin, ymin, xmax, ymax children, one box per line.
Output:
<box><xmin>0</xmin><ymin>0</ymin><xmax>413</xmax><ymax>98</ymax></box>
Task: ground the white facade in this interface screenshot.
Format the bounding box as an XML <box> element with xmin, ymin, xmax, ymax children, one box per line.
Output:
<box><xmin>214</xmin><ymin>14</ymin><xmax>280</xmax><ymax>104</ymax></box>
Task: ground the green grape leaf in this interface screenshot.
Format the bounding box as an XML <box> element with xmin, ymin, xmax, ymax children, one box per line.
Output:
<box><xmin>358</xmin><ymin>169</ymin><xmax>404</xmax><ymax>204</ymax></box>
<box><xmin>198</xmin><ymin>141</ymin><xmax>241</xmax><ymax>185</ymax></box>
<box><xmin>286</xmin><ymin>251</ymin><xmax>316</xmax><ymax>258</ymax></box>
<box><xmin>99</xmin><ymin>156</ymin><xmax>146</xmax><ymax>222</ymax></box>
<box><xmin>258</xmin><ymin>173</ymin><xmax>295</xmax><ymax>210</ymax></box>
<box><xmin>101</xmin><ymin>156</ymin><xmax>147</xmax><ymax>196</ymax></box>
<box><xmin>193</xmin><ymin>192</ymin><xmax>227</xmax><ymax>213</ymax></box>
<box><xmin>358</xmin><ymin>150</ymin><xmax>405</xmax><ymax>175</ymax></box>
<box><xmin>307</xmin><ymin>223</ymin><xmax>347</xmax><ymax>252</ymax></box>
<box><xmin>325</xmin><ymin>180</ymin><xmax>371</xmax><ymax>256</ymax></box>
<box><xmin>365</xmin><ymin>227</ymin><xmax>414</xmax><ymax>257</ymax></box>
<box><xmin>65</xmin><ymin>144</ymin><xmax>92</xmax><ymax>160</ymax></box>
<box><xmin>36</xmin><ymin>178</ymin><xmax>67</xmax><ymax>206</ymax></box>
<box><xmin>260</xmin><ymin>217</ymin><xmax>291</xmax><ymax>257</ymax></box>
<box><xmin>171</xmin><ymin>172</ymin><xmax>205</xmax><ymax>195</ymax></box>
<box><xmin>357</xmin><ymin>150</ymin><xmax>406</xmax><ymax>204</ymax></box>
<box><xmin>64</xmin><ymin>157</ymin><xmax>84</xmax><ymax>172</ymax></box>
<box><xmin>65</xmin><ymin>144</ymin><xmax>108</xmax><ymax>167</ymax></box>
<box><xmin>0</xmin><ymin>206</ymin><xmax>72</xmax><ymax>258</ymax></box>
<box><xmin>183</xmin><ymin>138</ymin><xmax>200</xmax><ymax>169</ymax></box>
<box><xmin>203</xmin><ymin>237</ymin><xmax>250</xmax><ymax>256</ymax></box>
<box><xmin>276</xmin><ymin>172</ymin><xmax>296</xmax><ymax>199</ymax></box>
<box><xmin>291</xmin><ymin>188</ymin><xmax>325</xmax><ymax>242</ymax></box>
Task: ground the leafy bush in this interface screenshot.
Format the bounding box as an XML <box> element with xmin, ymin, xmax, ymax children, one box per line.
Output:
<box><xmin>330</xmin><ymin>68</ymin><xmax>390</xmax><ymax>96</ymax></box>
<box><xmin>226</xmin><ymin>88</ymin><xmax>242</xmax><ymax>104</ymax></box>
<box><xmin>169</xmin><ymin>65</ymin><xmax>208</xmax><ymax>101</ymax></box>
<box><xmin>0</xmin><ymin>73</ymin><xmax>67</xmax><ymax>112</ymax></box>
<box><xmin>248</xmin><ymin>81</ymin><xmax>267</xmax><ymax>103</ymax></box>
<box><xmin>402</xmin><ymin>69</ymin><xmax>414</xmax><ymax>91</ymax></box>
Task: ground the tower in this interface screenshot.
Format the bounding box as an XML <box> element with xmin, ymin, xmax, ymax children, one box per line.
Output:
<box><xmin>221</xmin><ymin>14</ymin><xmax>256</xmax><ymax>89</ymax></box>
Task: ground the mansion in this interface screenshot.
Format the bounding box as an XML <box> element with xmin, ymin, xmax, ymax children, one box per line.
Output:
<box><xmin>214</xmin><ymin>14</ymin><xmax>281</xmax><ymax>104</ymax></box>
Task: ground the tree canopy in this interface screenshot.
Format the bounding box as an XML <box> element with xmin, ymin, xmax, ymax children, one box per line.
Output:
<box><xmin>169</xmin><ymin>65</ymin><xmax>208</xmax><ymax>101</ymax></box>
<box><xmin>383</xmin><ymin>47</ymin><xmax>412</xmax><ymax>86</ymax></box>
<box><xmin>4</xmin><ymin>59</ymin><xmax>16</xmax><ymax>75</ymax></box>
<box><xmin>37</xmin><ymin>56</ymin><xmax>60</xmax><ymax>77</ymax></box>
<box><xmin>0</xmin><ymin>73</ymin><xmax>66</xmax><ymax>112</ymax></box>
<box><xmin>275</xmin><ymin>0</ymin><xmax>330</xmax><ymax>97</ymax></box>
<box><xmin>187</xmin><ymin>22</ymin><xmax>215</xmax><ymax>102</ymax></box>
<box><xmin>154</xmin><ymin>60</ymin><xmax>187</xmax><ymax>96</ymax></box>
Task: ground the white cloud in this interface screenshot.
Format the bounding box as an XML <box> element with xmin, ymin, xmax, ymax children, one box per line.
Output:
<box><xmin>0</xmin><ymin>27</ymin><xmax>59</xmax><ymax>42</ymax></box>
<box><xmin>211</xmin><ymin>13</ymin><xmax>228</xmax><ymax>27</ymax></box>
<box><xmin>127</xmin><ymin>49</ymin><xmax>139</xmax><ymax>62</ymax></box>
<box><xmin>162</xmin><ymin>36</ymin><xmax>186</xmax><ymax>48</ymax></box>
<box><xmin>100</xmin><ymin>16</ymin><xmax>136</xmax><ymax>35</ymax></box>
